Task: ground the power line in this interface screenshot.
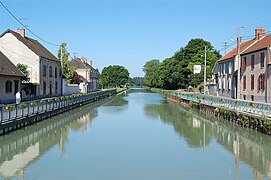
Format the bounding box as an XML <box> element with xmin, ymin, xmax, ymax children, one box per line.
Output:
<box><xmin>0</xmin><ymin>1</ymin><xmax>60</xmax><ymax>47</ymax></box>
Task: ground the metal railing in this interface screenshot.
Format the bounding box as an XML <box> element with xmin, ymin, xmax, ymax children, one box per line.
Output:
<box><xmin>0</xmin><ymin>90</ymin><xmax>115</xmax><ymax>125</ymax></box>
<box><xmin>169</xmin><ymin>92</ymin><xmax>271</xmax><ymax>117</ymax></box>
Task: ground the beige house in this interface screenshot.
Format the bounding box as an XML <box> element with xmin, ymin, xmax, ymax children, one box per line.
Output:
<box><xmin>0</xmin><ymin>51</ymin><xmax>24</xmax><ymax>104</ymax></box>
<box><xmin>240</xmin><ymin>29</ymin><xmax>271</xmax><ymax>103</ymax></box>
<box><xmin>0</xmin><ymin>28</ymin><xmax>61</xmax><ymax>98</ymax></box>
<box><xmin>69</xmin><ymin>57</ymin><xmax>99</xmax><ymax>92</ymax></box>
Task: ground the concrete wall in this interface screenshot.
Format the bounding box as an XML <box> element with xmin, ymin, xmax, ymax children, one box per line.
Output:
<box><xmin>62</xmin><ymin>79</ymin><xmax>80</xmax><ymax>95</ymax></box>
<box><xmin>0</xmin><ymin>75</ymin><xmax>22</xmax><ymax>104</ymax></box>
<box><xmin>0</xmin><ymin>33</ymin><xmax>39</xmax><ymax>84</ymax></box>
<box><xmin>241</xmin><ymin>48</ymin><xmax>268</xmax><ymax>102</ymax></box>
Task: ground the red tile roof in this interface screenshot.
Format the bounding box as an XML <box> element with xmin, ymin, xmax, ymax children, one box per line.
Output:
<box><xmin>242</xmin><ymin>34</ymin><xmax>271</xmax><ymax>55</ymax></box>
<box><xmin>0</xmin><ymin>29</ymin><xmax>58</xmax><ymax>62</ymax></box>
<box><xmin>218</xmin><ymin>39</ymin><xmax>256</xmax><ymax>62</ymax></box>
<box><xmin>0</xmin><ymin>51</ymin><xmax>25</xmax><ymax>77</ymax></box>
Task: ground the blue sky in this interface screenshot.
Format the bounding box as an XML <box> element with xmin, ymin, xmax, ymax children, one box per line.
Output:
<box><xmin>1</xmin><ymin>0</ymin><xmax>270</xmax><ymax>77</ymax></box>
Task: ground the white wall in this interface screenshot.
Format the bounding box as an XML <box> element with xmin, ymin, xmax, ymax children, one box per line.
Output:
<box><xmin>0</xmin><ymin>33</ymin><xmax>40</xmax><ymax>83</ymax></box>
<box><xmin>62</xmin><ymin>79</ymin><xmax>80</xmax><ymax>95</ymax></box>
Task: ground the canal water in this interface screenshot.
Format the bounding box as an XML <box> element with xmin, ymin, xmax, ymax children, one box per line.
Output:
<box><xmin>0</xmin><ymin>89</ymin><xmax>271</xmax><ymax>179</ymax></box>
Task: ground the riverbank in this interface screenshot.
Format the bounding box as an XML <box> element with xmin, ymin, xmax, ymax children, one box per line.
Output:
<box><xmin>166</xmin><ymin>92</ymin><xmax>271</xmax><ymax>135</ymax></box>
<box><xmin>0</xmin><ymin>89</ymin><xmax>119</xmax><ymax>135</ymax></box>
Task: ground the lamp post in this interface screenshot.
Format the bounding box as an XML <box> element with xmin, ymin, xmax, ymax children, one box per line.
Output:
<box><xmin>204</xmin><ymin>46</ymin><xmax>207</xmax><ymax>94</ymax></box>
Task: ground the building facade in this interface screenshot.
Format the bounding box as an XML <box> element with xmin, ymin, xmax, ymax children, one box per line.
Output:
<box><xmin>0</xmin><ymin>29</ymin><xmax>61</xmax><ymax>98</ymax></box>
<box><xmin>211</xmin><ymin>28</ymin><xmax>267</xmax><ymax>99</ymax></box>
<box><xmin>69</xmin><ymin>57</ymin><xmax>99</xmax><ymax>92</ymax></box>
<box><xmin>240</xmin><ymin>30</ymin><xmax>271</xmax><ymax>103</ymax></box>
<box><xmin>0</xmin><ymin>51</ymin><xmax>25</xmax><ymax>104</ymax></box>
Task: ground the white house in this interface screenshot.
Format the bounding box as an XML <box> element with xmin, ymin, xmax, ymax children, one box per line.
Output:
<box><xmin>69</xmin><ymin>57</ymin><xmax>99</xmax><ymax>92</ymax></box>
<box><xmin>0</xmin><ymin>28</ymin><xmax>62</xmax><ymax>98</ymax></box>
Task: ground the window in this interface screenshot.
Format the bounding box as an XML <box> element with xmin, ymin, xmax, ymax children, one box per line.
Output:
<box><xmin>228</xmin><ymin>77</ymin><xmax>231</xmax><ymax>90</ymax></box>
<box><xmin>49</xmin><ymin>66</ymin><xmax>52</xmax><ymax>77</ymax></box>
<box><xmin>55</xmin><ymin>82</ymin><xmax>58</xmax><ymax>94</ymax></box>
<box><xmin>251</xmin><ymin>54</ymin><xmax>255</xmax><ymax>70</ymax></box>
<box><xmin>243</xmin><ymin>95</ymin><xmax>246</xmax><ymax>100</ymax></box>
<box><xmin>14</xmin><ymin>80</ymin><xmax>19</xmax><ymax>95</ymax></box>
<box><xmin>259</xmin><ymin>74</ymin><xmax>265</xmax><ymax>91</ymax></box>
<box><xmin>251</xmin><ymin>74</ymin><xmax>254</xmax><ymax>90</ymax></box>
<box><xmin>251</xmin><ymin>95</ymin><xmax>254</xmax><ymax>101</ymax></box>
<box><xmin>242</xmin><ymin>57</ymin><xmax>247</xmax><ymax>71</ymax></box>
<box><xmin>43</xmin><ymin>65</ymin><xmax>46</xmax><ymax>77</ymax></box>
<box><xmin>223</xmin><ymin>77</ymin><xmax>226</xmax><ymax>90</ymax></box>
<box><xmin>55</xmin><ymin>67</ymin><xmax>57</xmax><ymax>78</ymax></box>
<box><xmin>243</xmin><ymin>75</ymin><xmax>246</xmax><ymax>91</ymax></box>
<box><xmin>260</xmin><ymin>52</ymin><xmax>265</xmax><ymax>68</ymax></box>
<box><xmin>229</xmin><ymin>62</ymin><xmax>232</xmax><ymax>74</ymax></box>
<box><xmin>43</xmin><ymin>81</ymin><xmax>46</xmax><ymax>95</ymax></box>
<box><xmin>5</xmin><ymin>81</ymin><xmax>12</xmax><ymax>93</ymax></box>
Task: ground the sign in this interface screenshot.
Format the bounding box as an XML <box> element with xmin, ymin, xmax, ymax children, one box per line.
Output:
<box><xmin>193</xmin><ymin>65</ymin><xmax>201</xmax><ymax>74</ymax></box>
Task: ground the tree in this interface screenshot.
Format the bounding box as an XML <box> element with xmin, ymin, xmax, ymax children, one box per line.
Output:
<box><xmin>142</xmin><ymin>38</ymin><xmax>221</xmax><ymax>90</ymax></box>
<box><xmin>16</xmin><ymin>63</ymin><xmax>30</xmax><ymax>82</ymax></box>
<box><xmin>143</xmin><ymin>59</ymin><xmax>161</xmax><ymax>87</ymax></box>
<box><xmin>99</xmin><ymin>65</ymin><xmax>129</xmax><ymax>88</ymax></box>
<box><xmin>58</xmin><ymin>43</ymin><xmax>75</xmax><ymax>84</ymax></box>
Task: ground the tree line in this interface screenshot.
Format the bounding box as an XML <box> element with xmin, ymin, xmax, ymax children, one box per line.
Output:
<box><xmin>143</xmin><ymin>38</ymin><xmax>221</xmax><ymax>90</ymax></box>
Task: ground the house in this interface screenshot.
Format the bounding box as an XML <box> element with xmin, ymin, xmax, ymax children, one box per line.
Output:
<box><xmin>211</xmin><ymin>28</ymin><xmax>264</xmax><ymax>99</ymax></box>
<box><xmin>0</xmin><ymin>28</ymin><xmax>62</xmax><ymax>98</ymax></box>
<box><xmin>69</xmin><ymin>57</ymin><xmax>99</xmax><ymax>92</ymax></box>
<box><xmin>240</xmin><ymin>29</ymin><xmax>271</xmax><ymax>103</ymax></box>
<box><xmin>0</xmin><ymin>51</ymin><xmax>25</xmax><ymax>104</ymax></box>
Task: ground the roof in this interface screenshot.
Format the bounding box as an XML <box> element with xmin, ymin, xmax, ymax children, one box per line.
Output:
<box><xmin>69</xmin><ymin>58</ymin><xmax>98</xmax><ymax>72</ymax></box>
<box><xmin>69</xmin><ymin>58</ymin><xmax>90</xmax><ymax>69</ymax></box>
<box><xmin>218</xmin><ymin>39</ymin><xmax>256</xmax><ymax>62</ymax></box>
<box><xmin>0</xmin><ymin>51</ymin><xmax>25</xmax><ymax>77</ymax></box>
<box><xmin>242</xmin><ymin>34</ymin><xmax>271</xmax><ymax>55</ymax></box>
<box><xmin>0</xmin><ymin>29</ymin><xmax>58</xmax><ymax>61</ymax></box>
<box><xmin>78</xmin><ymin>75</ymin><xmax>87</xmax><ymax>82</ymax></box>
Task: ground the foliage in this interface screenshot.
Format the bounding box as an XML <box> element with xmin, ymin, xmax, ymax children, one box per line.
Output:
<box><xmin>5</xmin><ymin>105</ymin><xmax>14</xmax><ymax>111</ymax></box>
<box><xmin>16</xmin><ymin>63</ymin><xmax>30</xmax><ymax>82</ymax></box>
<box><xmin>142</xmin><ymin>59</ymin><xmax>161</xmax><ymax>87</ymax></box>
<box><xmin>99</xmin><ymin>65</ymin><xmax>129</xmax><ymax>88</ymax></box>
<box><xmin>131</xmin><ymin>77</ymin><xmax>144</xmax><ymax>87</ymax></box>
<box><xmin>142</xmin><ymin>38</ymin><xmax>221</xmax><ymax>90</ymax></box>
<box><xmin>19</xmin><ymin>103</ymin><xmax>27</xmax><ymax>109</ymax></box>
<box><xmin>58</xmin><ymin>43</ymin><xmax>75</xmax><ymax>84</ymax></box>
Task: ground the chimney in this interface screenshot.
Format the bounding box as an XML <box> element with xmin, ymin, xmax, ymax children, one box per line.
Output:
<box><xmin>80</xmin><ymin>56</ymin><xmax>86</xmax><ymax>63</ymax></box>
<box><xmin>89</xmin><ymin>60</ymin><xmax>93</xmax><ymax>67</ymax></box>
<box><xmin>16</xmin><ymin>28</ymin><xmax>25</xmax><ymax>37</ymax></box>
<box><xmin>255</xmin><ymin>27</ymin><xmax>265</xmax><ymax>40</ymax></box>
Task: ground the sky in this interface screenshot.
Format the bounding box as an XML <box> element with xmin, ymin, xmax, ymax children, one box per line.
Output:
<box><xmin>0</xmin><ymin>0</ymin><xmax>270</xmax><ymax>77</ymax></box>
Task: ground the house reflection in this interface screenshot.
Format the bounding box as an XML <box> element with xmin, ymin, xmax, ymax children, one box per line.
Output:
<box><xmin>144</xmin><ymin>99</ymin><xmax>271</xmax><ymax>179</ymax></box>
<box><xmin>0</xmin><ymin>98</ymin><xmax>103</xmax><ymax>179</ymax></box>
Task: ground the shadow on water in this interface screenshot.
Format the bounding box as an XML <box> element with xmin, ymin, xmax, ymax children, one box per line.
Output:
<box><xmin>144</xmin><ymin>99</ymin><xmax>271</xmax><ymax>179</ymax></box>
<box><xmin>0</xmin><ymin>97</ymin><xmax>114</xmax><ymax>179</ymax></box>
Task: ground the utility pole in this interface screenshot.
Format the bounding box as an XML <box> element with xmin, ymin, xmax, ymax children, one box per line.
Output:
<box><xmin>204</xmin><ymin>46</ymin><xmax>207</xmax><ymax>95</ymax></box>
<box><xmin>237</xmin><ymin>27</ymin><xmax>241</xmax><ymax>99</ymax></box>
<box><xmin>224</xmin><ymin>42</ymin><xmax>227</xmax><ymax>55</ymax></box>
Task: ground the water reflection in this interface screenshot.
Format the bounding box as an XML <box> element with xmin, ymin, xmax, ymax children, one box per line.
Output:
<box><xmin>0</xmin><ymin>98</ymin><xmax>110</xmax><ymax>179</ymax></box>
<box><xmin>144</xmin><ymin>101</ymin><xmax>213</xmax><ymax>148</ymax></box>
<box><xmin>144</xmin><ymin>99</ymin><xmax>271</xmax><ymax>179</ymax></box>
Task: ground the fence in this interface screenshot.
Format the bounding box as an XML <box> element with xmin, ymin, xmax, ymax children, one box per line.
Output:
<box><xmin>169</xmin><ymin>93</ymin><xmax>271</xmax><ymax>118</ymax></box>
<box><xmin>0</xmin><ymin>90</ymin><xmax>116</xmax><ymax>127</ymax></box>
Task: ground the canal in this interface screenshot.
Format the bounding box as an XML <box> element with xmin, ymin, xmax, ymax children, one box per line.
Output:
<box><xmin>0</xmin><ymin>89</ymin><xmax>271</xmax><ymax>179</ymax></box>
